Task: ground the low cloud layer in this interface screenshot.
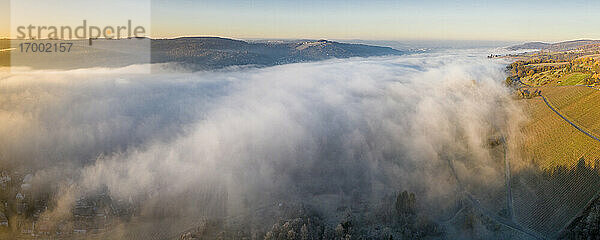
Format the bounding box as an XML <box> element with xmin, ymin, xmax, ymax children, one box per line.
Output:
<box><xmin>0</xmin><ymin>50</ymin><xmax>524</xmax><ymax>231</ymax></box>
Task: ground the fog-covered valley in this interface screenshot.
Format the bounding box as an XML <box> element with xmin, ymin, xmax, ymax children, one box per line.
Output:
<box><xmin>0</xmin><ymin>50</ymin><xmax>530</xmax><ymax>239</ymax></box>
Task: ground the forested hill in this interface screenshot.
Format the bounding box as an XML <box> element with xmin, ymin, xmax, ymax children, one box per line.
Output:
<box><xmin>150</xmin><ymin>37</ymin><xmax>404</xmax><ymax>70</ymax></box>
<box><xmin>507</xmin><ymin>40</ymin><xmax>600</xmax><ymax>51</ymax></box>
<box><xmin>0</xmin><ymin>37</ymin><xmax>404</xmax><ymax>70</ymax></box>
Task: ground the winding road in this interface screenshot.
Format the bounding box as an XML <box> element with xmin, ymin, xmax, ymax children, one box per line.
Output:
<box><xmin>518</xmin><ymin>79</ymin><xmax>600</xmax><ymax>238</ymax></box>
<box><xmin>517</xmin><ymin>77</ymin><xmax>600</xmax><ymax>144</ymax></box>
<box><xmin>517</xmin><ymin>78</ymin><xmax>600</xmax><ymax>143</ymax></box>
<box><xmin>502</xmin><ymin>137</ymin><xmax>515</xmax><ymax>222</ymax></box>
<box><xmin>170</xmin><ymin>79</ymin><xmax>599</xmax><ymax>240</ymax></box>
<box><xmin>539</xmin><ymin>94</ymin><xmax>600</xmax><ymax>143</ymax></box>
<box><xmin>535</xmin><ymin>85</ymin><xmax>600</xmax><ymax>238</ymax></box>
<box><xmin>465</xmin><ymin>193</ymin><xmax>544</xmax><ymax>239</ymax></box>
<box><xmin>167</xmin><ymin>78</ymin><xmax>575</xmax><ymax>240</ymax></box>
<box><xmin>441</xmin><ymin>134</ymin><xmax>544</xmax><ymax>239</ymax></box>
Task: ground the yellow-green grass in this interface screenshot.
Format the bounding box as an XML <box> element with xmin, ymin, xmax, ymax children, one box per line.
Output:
<box><xmin>557</xmin><ymin>73</ymin><xmax>590</xmax><ymax>86</ymax></box>
<box><xmin>521</xmin><ymin>72</ymin><xmax>590</xmax><ymax>87</ymax></box>
<box><xmin>543</xmin><ymin>86</ymin><xmax>600</xmax><ymax>138</ymax></box>
<box><xmin>526</xmin><ymin>62</ymin><xmax>570</xmax><ymax>68</ymax></box>
<box><xmin>520</xmin><ymin>96</ymin><xmax>600</xmax><ymax>170</ymax></box>
<box><xmin>516</xmin><ymin>86</ymin><xmax>600</xmax><ymax>237</ymax></box>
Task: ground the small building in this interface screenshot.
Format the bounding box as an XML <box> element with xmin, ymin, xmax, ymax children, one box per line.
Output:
<box><xmin>16</xmin><ymin>192</ymin><xmax>24</xmax><ymax>200</ymax></box>
<box><xmin>0</xmin><ymin>211</ymin><xmax>8</xmax><ymax>227</ymax></box>
<box><xmin>0</xmin><ymin>173</ymin><xmax>11</xmax><ymax>190</ymax></box>
<box><xmin>16</xmin><ymin>192</ymin><xmax>28</xmax><ymax>215</ymax></box>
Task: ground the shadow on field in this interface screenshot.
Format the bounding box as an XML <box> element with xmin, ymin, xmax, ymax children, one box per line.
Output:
<box><xmin>512</xmin><ymin>158</ymin><xmax>600</xmax><ymax>238</ymax></box>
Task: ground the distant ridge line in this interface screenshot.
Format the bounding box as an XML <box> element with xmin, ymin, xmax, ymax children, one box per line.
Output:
<box><xmin>507</xmin><ymin>39</ymin><xmax>600</xmax><ymax>51</ymax></box>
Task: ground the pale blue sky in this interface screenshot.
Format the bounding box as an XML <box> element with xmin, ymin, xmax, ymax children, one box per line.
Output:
<box><xmin>3</xmin><ymin>0</ymin><xmax>600</xmax><ymax>41</ymax></box>
<box><xmin>150</xmin><ymin>0</ymin><xmax>600</xmax><ymax>41</ymax></box>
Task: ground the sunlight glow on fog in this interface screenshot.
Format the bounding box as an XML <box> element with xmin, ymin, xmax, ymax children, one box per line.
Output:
<box><xmin>0</xmin><ymin>51</ymin><xmax>524</xmax><ymax>225</ymax></box>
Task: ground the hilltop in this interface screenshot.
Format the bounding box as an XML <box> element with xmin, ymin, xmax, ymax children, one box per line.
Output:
<box><xmin>0</xmin><ymin>37</ymin><xmax>404</xmax><ymax>70</ymax></box>
<box><xmin>507</xmin><ymin>39</ymin><xmax>600</xmax><ymax>51</ymax></box>
<box><xmin>150</xmin><ymin>37</ymin><xmax>404</xmax><ymax>70</ymax></box>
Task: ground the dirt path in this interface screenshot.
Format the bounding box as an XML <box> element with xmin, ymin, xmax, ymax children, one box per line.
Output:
<box><xmin>440</xmin><ymin>135</ymin><xmax>544</xmax><ymax>239</ymax></box>
<box><xmin>502</xmin><ymin>137</ymin><xmax>515</xmax><ymax>222</ymax></box>
<box><xmin>539</xmin><ymin>94</ymin><xmax>600</xmax><ymax>143</ymax></box>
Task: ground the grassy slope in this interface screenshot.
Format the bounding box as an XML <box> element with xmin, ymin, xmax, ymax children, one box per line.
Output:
<box><xmin>543</xmin><ymin>86</ymin><xmax>600</xmax><ymax>138</ymax></box>
<box><xmin>522</xmin><ymin>72</ymin><xmax>590</xmax><ymax>87</ymax></box>
<box><xmin>520</xmin><ymin>95</ymin><xmax>600</xmax><ymax>169</ymax></box>
<box><xmin>510</xmin><ymin>48</ymin><xmax>600</xmax><ymax>236</ymax></box>
<box><xmin>558</xmin><ymin>73</ymin><xmax>590</xmax><ymax>86</ymax></box>
<box><xmin>517</xmin><ymin>91</ymin><xmax>600</xmax><ymax>236</ymax></box>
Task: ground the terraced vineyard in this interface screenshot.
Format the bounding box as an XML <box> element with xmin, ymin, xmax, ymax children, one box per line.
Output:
<box><xmin>520</xmin><ymin>96</ymin><xmax>600</xmax><ymax>169</ymax></box>
<box><xmin>515</xmin><ymin>88</ymin><xmax>600</xmax><ymax>237</ymax></box>
<box><xmin>511</xmin><ymin>157</ymin><xmax>600</xmax><ymax>237</ymax></box>
<box><xmin>542</xmin><ymin>86</ymin><xmax>600</xmax><ymax>138</ymax></box>
<box><xmin>506</xmin><ymin>44</ymin><xmax>600</xmax><ymax>238</ymax></box>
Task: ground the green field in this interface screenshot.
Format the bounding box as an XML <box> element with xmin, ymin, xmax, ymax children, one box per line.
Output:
<box><xmin>521</xmin><ymin>72</ymin><xmax>590</xmax><ymax>87</ymax></box>
<box><xmin>557</xmin><ymin>73</ymin><xmax>590</xmax><ymax>86</ymax></box>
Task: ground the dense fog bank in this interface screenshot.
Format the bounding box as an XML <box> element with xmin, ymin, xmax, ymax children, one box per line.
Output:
<box><xmin>0</xmin><ymin>50</ymin><xmax>525</xmax><ymax>236</ymax></box>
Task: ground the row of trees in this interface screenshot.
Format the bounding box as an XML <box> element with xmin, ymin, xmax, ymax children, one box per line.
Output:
<box><xmin>507</xmin><ymin>54</ymin><xmax>600</xmax><ymax>85</ymax></box>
